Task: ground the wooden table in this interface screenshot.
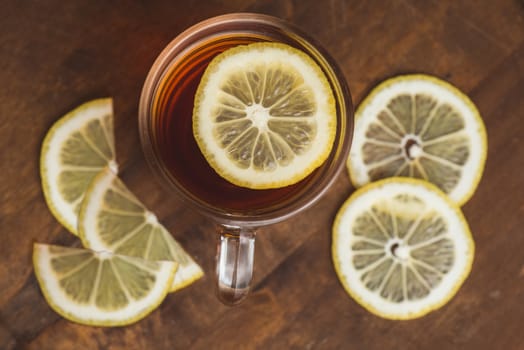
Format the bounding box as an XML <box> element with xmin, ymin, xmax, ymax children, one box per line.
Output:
<box><xmin>1</xmin><ymin>1</ymin><xmax>523</xmax><ymax>349</ymax></box>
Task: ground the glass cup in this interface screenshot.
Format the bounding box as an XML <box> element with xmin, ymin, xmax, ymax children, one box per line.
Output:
<box><xmin>138</xmin><ymin>13</ymin><xmax>353</xmax><ymax>305</ymax></box>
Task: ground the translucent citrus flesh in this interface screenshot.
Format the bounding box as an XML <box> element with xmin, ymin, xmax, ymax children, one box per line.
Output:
<box><xmin>40</xmin><ymin>98</ymin><xmax>117</xmax><ymax>234</ymax></box>
<box><xmin>33</xmin><ymin>243</ymin><xmax>177</xmax><ymax>326</ymax></box>
<box><xmin>79</xmin><ymin>168</ymin><xmax>203</xmax><ymax>292</ymax></box>
<box><xmin>348</xmin><ymin>75</ymin><xmax>487</xmax><ymax>205</ymax></box>
<box><xmin>332</xmin><ymin>178</ymin><xmax>474</xmax><ymax>320</ymax></box>
<box><xmin>193</xmin><ymin>42</ymin><xmax>336</xmax><ymax>189</ymax></box>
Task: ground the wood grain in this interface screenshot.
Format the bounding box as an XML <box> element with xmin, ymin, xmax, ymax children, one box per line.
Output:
<box><xmin>1</xmin><ymin>0</ymin><xmax>523</xmax><ymax>349</ymax></box>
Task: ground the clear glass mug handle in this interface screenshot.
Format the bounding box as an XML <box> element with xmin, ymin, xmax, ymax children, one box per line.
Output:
<box><xmin>216</xmin><ymin>226</ymin><xmax>256</xmax><ymax>305</ymax></box>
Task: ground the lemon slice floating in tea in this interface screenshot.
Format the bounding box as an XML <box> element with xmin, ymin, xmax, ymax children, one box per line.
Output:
<box><xmin>348</xmin><ymin>75</ymin><xmax>487</xmax><ymax>205</ymax></box>
<box><xmin>33</xmin><ymin>243</ymin><xmax>177</xmax><ymax>326</ymax></box>
<box><xmin>79</xmin><ymin>167</ymin><xmax>203</xmax><ymax>292</ymax></box>
<box><xmin>332</xmin><ymin>178</ymin><xmax>474</xmax><ymax>320</ymax></box>
<box><xmin>193</xmin><ymin>42</ymin><xmax>336</xmax><ymax>189</ymax></box>
<box><xmin>40</xmin><ymin>98</ymin><xmax>117</xmax><ymax>234</ymax></box>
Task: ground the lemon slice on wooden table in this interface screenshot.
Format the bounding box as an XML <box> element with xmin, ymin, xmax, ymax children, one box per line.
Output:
<box><xmin>40</xmin><ymin>98</ymin><xmax>117</xmax><ymax>234</ymax></box>
<box><xmin>332</xmin><ymin>178</ymin><xmax>474</xmax><ymax>320</ymax></box>
<box><xmin>79</xmin><ymin>167</ymin><xmax>203</xmax><ymax>292</ymax></box>
<box><xmin>33</xmin><ymin>243</ymin><xmax>177</xmax><ymax>326</ymax></box>
<box><xmin>193</xmin><ymin>42</ymin><xmax>336</xmax><ymax>189</ymax></box>
<box><xmin>348</xmin><ymin>75</ymin><xmax>487</xmax><ymax>205</ymax></box>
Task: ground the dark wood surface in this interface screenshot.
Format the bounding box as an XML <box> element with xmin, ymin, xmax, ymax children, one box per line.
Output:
<box><xmin>1</xmin><ymin>1</ymin><xmax>523</xmax><ymax>349</ymax></box>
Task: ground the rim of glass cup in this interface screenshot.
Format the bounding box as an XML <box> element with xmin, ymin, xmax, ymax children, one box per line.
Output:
<box><xmin>138</xmin><ymin>12</ymin><xmax>353</xmax><ymax>227</ymax></box>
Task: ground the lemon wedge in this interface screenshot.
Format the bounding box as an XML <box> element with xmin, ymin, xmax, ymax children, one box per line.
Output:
<box><xmin>33</xmin><ymin>243</ymin><xmax>176</xmax><ymax>326</ymax></box>
<box><xmin>79</xmin><ymin>167</ymin><xmax>203</xmax><ymax>292</ymax></box>
<box><xmin>40</xmin><ymin>98</ymin><xmax>117</xmax><ymax>234</ymax></box>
